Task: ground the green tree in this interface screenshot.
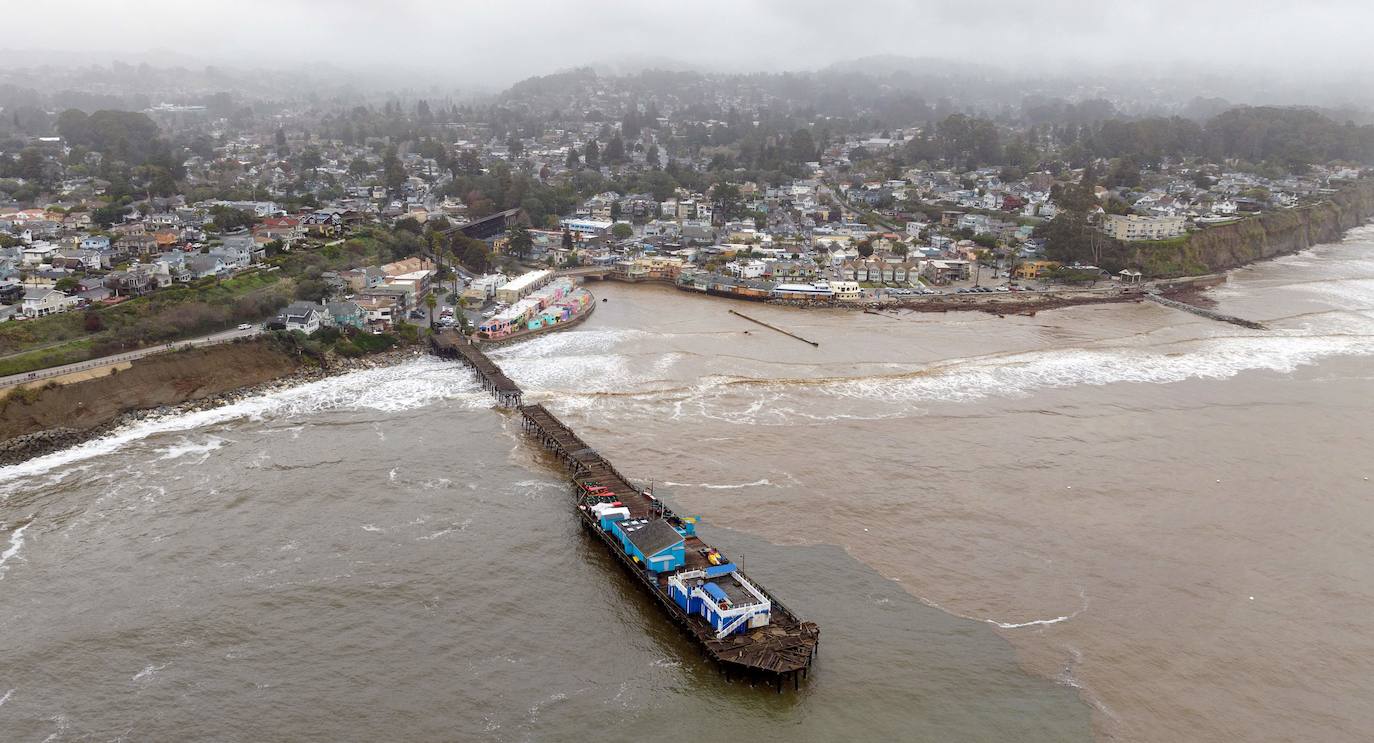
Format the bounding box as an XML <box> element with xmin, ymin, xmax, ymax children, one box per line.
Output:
<box><xmin>457</xmin><ymin>149</ymin><xmax>483</xmax><ymax>175</ymax></box>
<box><xmin>605</xmin><ymin>134</ymin><xmax>626</xmax><ymax>164</ymax></box>
<box><xmin>584</xmin><ymin>141</ymin><xmax>600</xmax><ymax>168</ymax></box>
<box><xmin>382</xmin><ymin>146</ymin><xmax>406</xmax><ymax>195</ymax></box>
<box><xmin>611</xmin><ymin>223</ymin><xmax>633</xmax><ymax>239</ymax></box>
<box><xmin>210</xmin><ymin>206</ymin><xmax>256</xmax><ymax>232</ymax></box>
<box><xmin>507</xmin><ymin>224</ymin><xmax>534</xmax><ymax>258</ymax></box>
<box><xmin>424</xmin><ymin>292</ymin><xmax>437</xmax><ymax>328</ymax></box>
<box><xmin>714</xmin><ymin>182</ymin><xmax>744</xmax><ymax>221</ymax></box>
<box><xmin>788</xmin><ymin>128</ymin><xmax>816</xmax><ymax>163</ymax></box>
<box><xmin>300</xmin><ymin>147</ymin><xmax>323</xmax><ymax>176</ymax></box>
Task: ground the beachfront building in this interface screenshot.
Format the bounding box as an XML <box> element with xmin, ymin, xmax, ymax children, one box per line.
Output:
<box><xmin>476</xmin><ymin>278</ymin><xmax>590</xmax><ymax>339</ymax></box>
<box><xmin>831</xmin><ymin>281</ymin><xmax>863</xmax><ymax>300</ymax></box>
<box><xmin>613</xmin><ymin>256</ymin><xmax>684</xmax><ymax>282</ymax></box>
<box><xmin>1100</xmin><ymin>214</ymin><xmax>1186</xmax><ymax>241</ymax></box>
<box><xmin>495</xmin><ymin>269</ymin><xmax>552</xmax><ymax>304</ymax></box>
<box><xmin>462</xmin><ymin>273</ymin><xmax>506</xmax><ymax>304</ymax></box>
<box><xmin>921</xmin><ymin>259</ymin><xmax>972</xmax><ymax>285</ymax></box>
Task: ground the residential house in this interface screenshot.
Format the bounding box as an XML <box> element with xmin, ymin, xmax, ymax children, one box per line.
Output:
<box><xmin>51</xmin><ymin>249</ymin><xmax>105</xmax><ymax>271</ymax></box>
<box><xmin>112</xmin><ymin>222</ymin><xmax>146</xmax><ymax>238</ymax></box>
<box><xmin>21</xmin><ymin>244</ymin><xmax>58</xmax><ymax>267</ymax></box>
<box><xmin>105</xmin><ymin>269</ymin><xmax>152</xmax><ymax>296</ymax></box>
<box><xmin>185</xmin><ymin>254</ymin><xmax>228</xmax><ymax>279</ymax></box>
<box><xmin>1013</xmin><ymin>260</ymin><xmax>1060</xmax><ymax>280</ymax></box>
<box><xmin>301</xmin><ymin>209</ymin><xmax>344</xmax><ymax>236</ymax></box>
<box><xmin>79</xmin><ymin>235</ymin><xmax>111</xmax><ymax>251</ymax></box>
<box><xmin>355</xmin><ymin>296</ymin><xmax>398</xmax><ymax>326</ymax></box>
<box><xmin>21</xmin><ymin>287</ymin><xmax>77</xmax><ymax>317</ymax></box>
<box><xmin>922</xmin><ymin>259</ymin><xmax>972</xmax><ymax>284</ymax></box>
<box><xmin>275</xmin><ymin>301</ymin><xmax>323</xmax><ymax>334</ymax></box>
<box><xmin>341</xmin><ymin>266</ymin><xmax>386</xmax><ymax>292</ymax></box>
<box><xmin>325</xmin><ymin>300</ymin><xmax>365</xmax><ymax>329</ymax></box>
<box><xmin>118</xmin><ymin>234</ymin><xmax>159</xmax><ymax>256</ymax></box>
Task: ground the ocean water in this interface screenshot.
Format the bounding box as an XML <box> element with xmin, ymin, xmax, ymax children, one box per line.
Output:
<box><xmin>5</xmin><ymin>225</ymin><xmax>1374</xmax><ymax>740</ymax></box>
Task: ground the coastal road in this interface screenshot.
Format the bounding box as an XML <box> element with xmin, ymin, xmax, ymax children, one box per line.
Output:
<box><xmin>0</xmin><ymin>325</ymin><xmax>263</xmax><ymax>390</ymax></box>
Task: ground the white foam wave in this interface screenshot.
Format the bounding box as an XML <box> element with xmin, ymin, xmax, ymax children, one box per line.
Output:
<box><xmin>661</xmin><ymin>479</ymin><xmax>776</xmax><ymax>490</ymax></box>
<box><xmin>417</xmin><ymin>518</ymin><xmax>470</xmax><ymax>541</ymax></box>
<box><xmin>664</xmin><ymin>330</ymin><xmax>1374</xmax><ymax>426</ymax></box>
<box><xmin>490</xmin><ymin>327</ymin><xmax>652</xmax><ymax>360</ymax></box>
<box><xmin>157</xmin><ymin>436</ymin><xmax>226</xmax><ymax>461</ymax></box>
<box><xmin>0</xmin><ymin>689</ymin><xmax>13</xmax><ymax>707</ymax></box>
<box><xmin>132</xmin><ymin>663</ymin><xmax>167</xmax><ymax>681</ymax></box>
<box><xmin>0</xmin><ymin>358</ymin><xmax>483</xmax><ymax>489</ymax></box>
<box><xmin>0</xmin><ymin>521</ymin><xmax>31</xmax><ymax>578</ymax></box>
<box><xmin>1288</xmin><ymin>277</ymin><xmax>1374</xmax><ymax>308</ymax></box>
<box><xmin>922</xmin><ymin>589</ymin><xmax>1090</xmax><ymax>630</ymax></box>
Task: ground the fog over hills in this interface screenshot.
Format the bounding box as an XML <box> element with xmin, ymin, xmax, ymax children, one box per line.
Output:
<box><xmin>2</xmin><ymin>0</ymin><xmax>1373</xmax><ymax>108</ymax></box>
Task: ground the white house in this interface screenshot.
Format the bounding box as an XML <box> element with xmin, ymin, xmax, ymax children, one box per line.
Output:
<box><xmin>276</xmin><ymin>301</ymin><xmax>322</xmax><ymax>334</ymax></box>
<box><xmin>21</xmin><ymin>244</ymin><xmax>58</xmax><ymax>267</ymax></box>
<box><xmin>21</xmin><ymin>288</ymin><xmax>77</xmax><ymax>317</ymax></box>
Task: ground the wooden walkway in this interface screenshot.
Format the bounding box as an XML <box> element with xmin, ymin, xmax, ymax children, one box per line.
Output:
<box><xmin>430</xmin><ymin>330</ymin><xmax>523</xmax><ymax>406</ymax></box>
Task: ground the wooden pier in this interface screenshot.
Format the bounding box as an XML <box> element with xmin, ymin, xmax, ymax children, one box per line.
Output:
<box><xmin>430</xmin><ymin>328</ymin><xmax>819</xmax><ymax>689</ymax></box>
<box><xmin>430</xmin><ymin>330</ymin><xmax>523</xmax><ymax>407</ymax></box>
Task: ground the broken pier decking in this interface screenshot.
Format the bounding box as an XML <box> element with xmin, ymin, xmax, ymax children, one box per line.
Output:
<box><xmin>430</xmin><ymin>331</ymin><xmax>523</xmax><ymax>407</ymax></box>
<box><xmin>519</xmin><ymin>402</ymin><xmax>819</xmax><ymax>684</ymax></box>
<box><xmin>428</xmin><ymin>329</ymin><xmax>819</xmax><ymax>686</ymax></box>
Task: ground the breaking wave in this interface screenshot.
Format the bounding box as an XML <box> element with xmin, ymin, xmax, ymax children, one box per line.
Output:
<box><xmin>0</xmin><ymin>358</ymin><xmax>484</xmax><ymax>490</ymax></box>
<box><xmin>0</xmin><ymin>520</ymin><xmax>31</xmax><ymax>578</ymax></box>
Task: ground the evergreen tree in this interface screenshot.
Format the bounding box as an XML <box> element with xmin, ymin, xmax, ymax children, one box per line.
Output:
<box><xmin>605</xmin><ymin>134</ymin><xmax>625</xmax><ymax>164</ymax></box>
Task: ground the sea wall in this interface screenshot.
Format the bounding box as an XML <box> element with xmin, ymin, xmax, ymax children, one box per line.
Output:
<box><xmin>1131</xmin><ymin>179</ymin><xmax>1374</xmax><ymax>277</ymax></box>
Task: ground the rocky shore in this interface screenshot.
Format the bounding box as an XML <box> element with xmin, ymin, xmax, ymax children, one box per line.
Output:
<box><xmin>0</xmin><ymin>345</ymin><xmax>420</xmax><ymax>467</ymax></box>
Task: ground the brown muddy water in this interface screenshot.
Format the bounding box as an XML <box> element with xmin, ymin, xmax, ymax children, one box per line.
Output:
<box><xmin>5</xmin><ymin>226</ymin><xmax>1374</xmax><ymax>741</ymax></box>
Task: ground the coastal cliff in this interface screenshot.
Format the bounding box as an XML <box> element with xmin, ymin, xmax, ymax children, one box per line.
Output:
<box><xmin>0</xmin><ymin>339</ymin><xmax>303</xmax><ymax>462</ymax></box>
<box><xmin>1131</xmin><ymin>179</ymin><xmax>1374</xmax><ymax>277</ymax></box>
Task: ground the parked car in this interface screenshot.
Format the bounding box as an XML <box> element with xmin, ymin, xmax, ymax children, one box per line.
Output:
<box><xmin>237</xmin><ymin>323</ymin><xmax>253</xmax><ymax>330</ymax></box>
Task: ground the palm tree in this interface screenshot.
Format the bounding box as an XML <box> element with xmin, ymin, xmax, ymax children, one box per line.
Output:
<box><xmin>424</xmin><ymin>292</ymin><xmax>437</xmax><ymax>329</ymax></box>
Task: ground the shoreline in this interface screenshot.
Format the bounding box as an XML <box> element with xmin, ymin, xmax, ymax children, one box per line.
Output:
<box><xmin>0</xmin><ymin>212</ymin><xmax>1355</xmax><ymax>469</ymax></box>
<box><xmin>0</xmin><ymin>345</ymin><xmax>424</xmax><ymax>467</ymax></box>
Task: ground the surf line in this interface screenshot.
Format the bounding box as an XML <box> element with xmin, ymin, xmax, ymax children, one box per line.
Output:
<box><xmin>0</xmin><ymin>521</ymin><xmax>32</xmax><ymax>575</ymax></box>
<box><xmin>919</xmin><ymin>588</ymin><xmax>1090</xmax><ymax>630</ymax></box>
<box><xmin>661</xmin><ymin>479</ymin><xmax>775</xmax><ymax>489</ymax></box>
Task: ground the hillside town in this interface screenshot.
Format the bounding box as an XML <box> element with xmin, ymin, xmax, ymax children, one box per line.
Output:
<box><xmin>0</xmin><ymin>67</ymin><xmax>1371</xmax><ymax>376</ymax></box>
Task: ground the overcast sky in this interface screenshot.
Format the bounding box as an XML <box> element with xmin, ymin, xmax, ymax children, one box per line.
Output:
<box><xmin>8</xmin><ymin>0</ymin><xmax>1374</xmax><ymax>89</ymax></box>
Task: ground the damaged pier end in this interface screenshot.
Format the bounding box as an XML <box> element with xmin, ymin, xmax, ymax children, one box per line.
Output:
<box><xmin>430</xmin><ymin>329</ymin><xmax>820</xmax><ymax>689</ymax></box>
